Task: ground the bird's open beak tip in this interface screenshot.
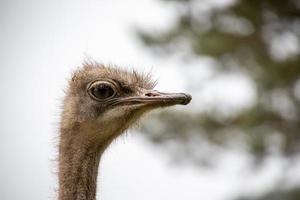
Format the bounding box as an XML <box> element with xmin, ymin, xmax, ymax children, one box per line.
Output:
<box><xmin>180</xmin><ymin>93</ymin><xmax>192</xmax><ymax>105</ymax></box>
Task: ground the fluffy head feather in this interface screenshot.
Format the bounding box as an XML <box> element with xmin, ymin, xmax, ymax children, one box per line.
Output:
<box><xmin>70</xmin><ymin>61</ymin><xmax>156</xmax><ymax>94</ymax></box>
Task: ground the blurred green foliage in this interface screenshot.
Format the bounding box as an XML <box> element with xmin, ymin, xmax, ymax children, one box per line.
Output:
<box><xmin>138</xmin><ymin>0</ymin><xmax>300</xmax><ymax>199</ymax></box>
<box><xmin>139</xmin><ymin>0</ymin><xmax>300</xmax><ymax>160</ymax></box>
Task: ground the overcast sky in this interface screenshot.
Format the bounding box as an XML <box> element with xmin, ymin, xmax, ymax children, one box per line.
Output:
<box><xmin>1</xmin><ymin>0</ymin><xmax>298</xmax><ymax>200</ymax></box>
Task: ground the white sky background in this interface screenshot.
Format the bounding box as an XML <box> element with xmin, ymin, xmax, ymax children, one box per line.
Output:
<box><xmin>1</xmin><ymin>0</ymin><xmax>300</xmax><ymax>200</ymax></box>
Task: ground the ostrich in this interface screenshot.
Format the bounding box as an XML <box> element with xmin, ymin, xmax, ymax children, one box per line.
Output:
<box><xmin>59</xmin><ymin>62</ymin><xmax>191</xmax><ymax>200</ymax></box>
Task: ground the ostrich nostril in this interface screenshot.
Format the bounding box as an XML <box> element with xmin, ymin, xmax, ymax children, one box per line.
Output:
<box><xmin>145</xmin><ymin>92</ymin><xmax>160</xmax><ymax>97</ymax></box>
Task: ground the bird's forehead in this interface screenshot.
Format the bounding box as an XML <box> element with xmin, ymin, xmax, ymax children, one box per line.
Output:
<box><xmin>70</xmin><ymin>63</ymin><xmax>156</xmax><ymax>91</ymax></box>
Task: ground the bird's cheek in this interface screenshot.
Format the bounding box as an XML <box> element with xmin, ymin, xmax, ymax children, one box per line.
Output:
<box><xmin>97</xmin><ymin>106</ymin><xmax>132</xmax><ymax>125</ymax></box>
<box><xmin>97</xmin><ymin>105</ymin><xmax>148</xmax><ymax>128</ymax></box>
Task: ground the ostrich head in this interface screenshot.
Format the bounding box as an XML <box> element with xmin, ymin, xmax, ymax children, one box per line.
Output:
<box><xmin>61</xmin><ymin>62</ymin><xmax>191</xmax><ymax>146</ymax></box>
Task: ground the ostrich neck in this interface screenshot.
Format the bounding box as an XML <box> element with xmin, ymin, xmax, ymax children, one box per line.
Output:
<box><xmin>58</xmin><ymin>123</ymin><xmax>113</xmax><ymax>200</ymax></box>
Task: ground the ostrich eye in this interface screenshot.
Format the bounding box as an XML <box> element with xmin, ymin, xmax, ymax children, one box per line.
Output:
<box><xmin>88</xmin><ymin>81</ymin><xmax>116</xmax><ymax>100</ymax></box>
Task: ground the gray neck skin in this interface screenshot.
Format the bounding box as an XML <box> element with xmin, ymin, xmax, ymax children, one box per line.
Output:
<box><xmin>58</xmin><ymin>123</ymin><xmax>114</xmax><ymax>200</ymax></box>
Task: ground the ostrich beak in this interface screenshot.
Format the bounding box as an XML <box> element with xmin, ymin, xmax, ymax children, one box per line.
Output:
<box><xmin>113</xmin><ymin>89</ymin><xmax>192</xmax><ymax>108</ymax></box>
<box><xmin>139</xmin><ymin>89</ymin><xmax>192</xmax><ymax>106</ymax></box>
